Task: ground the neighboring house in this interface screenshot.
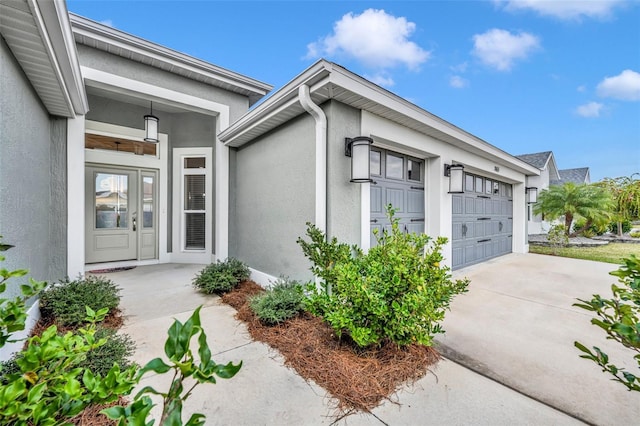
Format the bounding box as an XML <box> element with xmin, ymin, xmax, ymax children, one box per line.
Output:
<box><xmin>515</xmin><ymin>151</ymin><xmax>560</xmax><ymax>234</ymax></box>
<box><xmin>1</xmin><ymin>0</ymin><xmax>541</xmax><ymax>358</ymax></box>
<box><xmin>516</xmin><ymin>151</ymin><xmax>591</xmax><ymax>235</ymax></box>
<box><xmin>552</xmin><ymin>167</ymin><xmax>591</xmax><ymax>185</ymax></box>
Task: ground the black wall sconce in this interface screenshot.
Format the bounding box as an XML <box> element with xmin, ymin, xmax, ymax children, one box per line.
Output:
<box><xmin>526</xmin><ymin>187</ymin><xmax>538</xmax><ymax>204</ymax></box>
<box><xmin>444</xmin><ymin>163</ymin><xmax>465</xmax><ymax>193</ymax></box>
<box><xmin>345</xmin><ymin>136</ymin><xmax>373</xmax><ymax>183</ymax></box>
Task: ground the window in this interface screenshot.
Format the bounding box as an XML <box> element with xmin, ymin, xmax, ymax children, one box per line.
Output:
<box><xmin>183</xmin><ymin>157</ymin><xmax>206</xmax><ymax>250</ymax></box>
<box><xmin>407</xmin><ymin>159</ymin><xmax>421</xmax><ymax>181</ymax></box>
<box><xmin>465</xmin><ymin>174</ymin><xmax>474</xmax><ymax>192</ymax></box>
<box><xmin>475</xmin><ymin>177</ymin><xmax>483</xmax><ymax>193</ymax></box>
<box><xmin>386</xmin><ymin>154</ymin><xmax>403</xmax><ymax>180</ymax></box>
<box><xmin>95</xmin><ymin>173</ymin><xmax>128</xmax><ymax>229</ymax></box>
<box><xmin>142</xmin><ymin>176</ymin><xmax>154</xmax><ymax>228</ymax></box>
<box><xmin>485</xmin><ymin>179</ymin><xmax>492</xmax><ymax>194</ymax></box>
<box><xmin>370</xmin><ymin>151</ymin><xmax>381</xmax><ymax>176</ymax></box>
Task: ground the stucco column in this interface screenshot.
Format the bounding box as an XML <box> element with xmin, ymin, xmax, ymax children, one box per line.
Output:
<box><xmin>512</xmin><ymin>181</ymin><xmax>528</xmax><ymax>253</ymax></box>
<box><xmin>66</xmin><ymin>116</ymin><xmax>85</xmax><ymax>277</ymax></box>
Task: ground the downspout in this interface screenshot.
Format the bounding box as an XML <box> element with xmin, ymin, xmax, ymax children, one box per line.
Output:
<box><xmin>298</xmin><ymin>85</ymin><xmax>327</xmax><ymax>234</ymax></box>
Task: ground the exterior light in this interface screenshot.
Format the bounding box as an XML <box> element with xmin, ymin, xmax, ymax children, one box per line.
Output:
<box><xmin>345</xmin><ymin>136</ymin><xmax>373</xmax><ymax>183</ymax></box>
<box><xmin>444</xmin><ymin>163</ymin><xmax>465</xmax><ymax>194</ymax></box>
<box><xmin>144</xmin><ymin>101</ymin><xmax>159</xmax><ymax>143</ymax></box>
<box><xmin>526</xmin><ymin>187</ymin><xmax>538</xmax><ymax>204</ymax></box>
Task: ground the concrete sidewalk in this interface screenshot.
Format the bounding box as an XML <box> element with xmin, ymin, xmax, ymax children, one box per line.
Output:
<box><xmin>106</xmin><ymin>263</ymin><xmax>583</xmax><ymax>425</ymax></box>
<box><xmin>441</xmin><ymin>253</ymin><xmax>639</xmax><ymax>426</ymax></box>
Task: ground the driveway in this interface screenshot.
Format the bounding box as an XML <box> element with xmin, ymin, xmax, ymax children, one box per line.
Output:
<box><xmin>106</xmin><ymin>263</ymin><xmax>583</xmax><ymax>425</ymax></box>
<box><xmin>441</xmin><ymin>253</ymin><xmax>639</xmax><ymax>426</ymax></box>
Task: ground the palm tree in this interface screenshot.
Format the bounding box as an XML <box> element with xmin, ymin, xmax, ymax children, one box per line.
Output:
<box><xmin>596</xmin><ymin>174</ymin><xmax>640</xmax><ymax>236</ymax></box>
<box><xmin>534</xmin><ymin>183</ymin><xmax>614</xmax><ymax>236</ymax></box>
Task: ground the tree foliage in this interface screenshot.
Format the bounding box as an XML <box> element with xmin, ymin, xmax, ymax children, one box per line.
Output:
<box><xmin>596</xmin><ymin>175</ymin><xmax>640</xmax><ymax>236</ymax></box>
<box><xmin>534</xmin><ymin>182</ymin><xmax>614</xmax><ymax>236</ymax></box>
<box><xmin>574</xmin><ymin>255</ymin><xmax>640</xmax><ymax>392</ymax></box>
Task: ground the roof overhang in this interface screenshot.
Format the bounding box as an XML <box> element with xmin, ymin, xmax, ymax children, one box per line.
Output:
<box><xmin>220</xmin><ymin>60</ymin><xmax>539</xmax><ymax>176</ymax></box>
<box><xmin>0</xmin><ymin>0</ymin><xmax>88</xmax><ymax>117</ymax></box>
<box><xmin>70</xmin><ymin>14</ymin><xmax>273</xmax><ymax>107</ymax></box>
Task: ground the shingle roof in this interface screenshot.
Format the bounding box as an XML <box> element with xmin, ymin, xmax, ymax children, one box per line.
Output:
<box><xmin>515</xmin><ymin>151</ymin><xmax>553</xmax><ymax>169</ymax></box>
<box><xmin>551</xmin><ymin>168</ymin><xmax>590</xmax><ymax>185</ymax></box>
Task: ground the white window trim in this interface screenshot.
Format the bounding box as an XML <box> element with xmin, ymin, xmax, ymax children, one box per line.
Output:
<box><xmin>172</xmin><ymin>148</ymin><xmax>214</xmax><ymax>264</ymax></box>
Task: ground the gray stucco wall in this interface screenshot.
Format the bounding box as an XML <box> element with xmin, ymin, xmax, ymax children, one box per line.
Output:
<box><xmin>325</xmin><ymin>101</ymin><xmax>362</xmax><ymax>245</ymax></box>
<box><xmin>0</xmin><ymin>37</ymin><xmax>67</xmax><ymax>296</ymax></box>
<box><xmin>230</xmin><ymin>114</ymin><xmax>316</xmax><ymax>281</ymax></box>
<box><xmin>85</xmin><ymin>94</ymin><xmax>216</xmax><ymax>252</ymax></box>
<box><xmin>77</xmin><ymin>45</ymin><xmax>250</xmax><ymax>122</ymax></box>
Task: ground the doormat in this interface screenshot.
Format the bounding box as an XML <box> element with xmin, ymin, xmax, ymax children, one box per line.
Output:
<box><xmin>88</xmin><ymin>266</ymin><xmax>136</xmax><ymax>274</ymax></box>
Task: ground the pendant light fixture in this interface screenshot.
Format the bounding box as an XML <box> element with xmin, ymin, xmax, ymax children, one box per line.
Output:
<box><xmin>144</xmin><ymin>101</ymin><xmax>159</xmax><ymax>143</ymax></box>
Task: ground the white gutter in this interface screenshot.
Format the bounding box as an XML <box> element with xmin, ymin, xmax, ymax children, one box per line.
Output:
<box><xmin>298</xmin><ymin>85</ymin><xmax>327</xmax><ymax>234</ymax></box>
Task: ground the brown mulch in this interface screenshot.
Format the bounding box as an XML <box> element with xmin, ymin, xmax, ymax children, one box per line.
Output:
<box><xmin>68</xmin><ymin>397</ymin><xmax>127</xmax><ymax>425</ymax></box>
<box><xmin>30</xmin><ymin>308</ymin><xmax>125</xmax><ymax>338</ymax></box>
<box><xmin>221</xmin><ymin>281</ymin><xmax>441</xmax><ymax>415</ymax></box>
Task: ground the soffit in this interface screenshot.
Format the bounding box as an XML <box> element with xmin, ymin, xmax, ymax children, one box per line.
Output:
<box><xmin>70</xmin><ymin>14</ymin><xmax>272</xmax><ymax>106</ymax></box>
<box><xmin>0</xmin><ymin>0</ymin><xmax>75</xmax><ymax>117</ymax></box>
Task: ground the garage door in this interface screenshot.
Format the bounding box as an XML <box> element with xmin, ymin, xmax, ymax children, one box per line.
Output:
<box><xmin>370</xmin><ymin>149</ymin><xmax>424</xmax><ymax>247</ymax></box>
<box><xmin>452</xmin><ymin>172</ymin><xmax>513</xmax><ymax>269</ymax></box>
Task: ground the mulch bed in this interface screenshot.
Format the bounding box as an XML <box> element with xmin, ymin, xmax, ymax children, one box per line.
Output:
<box><xmin>221</xmin><ymin>281</ymin><xmax>441</xmax><ymax>416</ymax></box>
<box><xmin>30</xmin><ymin>308</ymin><xmax>125</xmax><ymax>338</ymax></box>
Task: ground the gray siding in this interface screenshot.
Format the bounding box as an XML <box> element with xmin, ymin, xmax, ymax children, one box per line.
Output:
<box><xmin>325</xmin><ymin>101</ymin><xmax>361</xmax><ymax>245</ymax></box>
<box><xmin>230</xmin><ymin>114</ymin><xmax>316</xmax><ymax>280</ymax></box>
<box><xmin>0</xmin><ymin>38</ymin><xmax>67</xmax><ymax>296</ymax></box>
<box><xmin>77</xmin><ymin>45</ymin><xmax>250</xmax><ymax>122</ymax></box>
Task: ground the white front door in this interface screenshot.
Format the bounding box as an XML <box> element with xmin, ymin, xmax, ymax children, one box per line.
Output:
<box><xmin>85</xmin><ymin>166</ymin><xmax>158</xmax><ymax>264</ymax></box>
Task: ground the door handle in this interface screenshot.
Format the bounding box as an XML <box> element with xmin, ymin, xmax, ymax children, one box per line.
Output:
<box><xmin>462</xmin><ymin>224</ymin><xmax>468</xmax><ymax>237</ymax></box>
<box><xmin>499</xmin><ymin>221</ymin><xmax>503</xmax><ymax>231</ymax></box>
<box><xmin>132</xmin><ymin>212</ymin><xmax>137</xmax><ymax>232</ymax></box>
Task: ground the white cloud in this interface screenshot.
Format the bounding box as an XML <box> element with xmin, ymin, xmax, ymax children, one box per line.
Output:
<box><xmin>496</xmin><ymin>0</ymin><xmax>625</xmax><ymax>20</ymax></box>
<box><xmin>577</xmin><ymin>85</ymin><xmax>586</xmax><ymax>92</ymax></box>
<box><xmin>450</xmin><ymin>62</ymin><xmax>468</xmax><ymax>73</ymax></box>
<box><xmin>365</xmin><ymin>73</ymin><xmax>395</xmax><ymax>87</ymax></box>
<box><xmin>472</xmin><ymin>29</ymin><xmax>540</xmax><ymax>71</ymax></box>
<box><xmin>596</xmin><ymin>69</ymin><xmax>640</xmax><ymax>101</ymax></box>
<box><xmin>575</xmin><ymin>101</ymin><xmax>604</xmax><ymax>117</ymax></box>
<box><xmin>99</xmin><ymin>19</ymin><xmax>114</xmax><ymax>27</ymax></box>
<box><xmin>450</xmin><ymin>75</ymin><xmax>469</xmax><ymax>88</ymax></box>
<box><xmin>306</xmin><ymin>9</ymin><xmax>430</xmax><ymax>70</ymax></box>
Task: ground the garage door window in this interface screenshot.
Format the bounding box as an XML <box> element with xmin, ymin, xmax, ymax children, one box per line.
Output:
<box><xmin>386</xmin><ymin>154</ymin><xmax>404</xmax><ymax>180</ymax></box>
<box><xmin>370</xmin><ymin>151</ymin><xmax>381</xmax><ymax>176</ymax></box>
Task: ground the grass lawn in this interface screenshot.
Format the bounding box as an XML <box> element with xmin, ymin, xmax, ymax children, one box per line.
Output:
<box><xmin>529</xmin><ymin>243</ymin><xmax>640</xmax><ymax>264</ymax></box>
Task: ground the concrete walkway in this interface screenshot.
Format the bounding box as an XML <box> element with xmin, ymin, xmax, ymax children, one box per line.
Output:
<box><xmin>441</xmin><ymin>253</ymin><xmax>639</xmax><ymax>426</ymax></box>
<box><xmin>106</xmin><ymin>263</ymin><xmax>586</xmax><ymax>425</ymax></box>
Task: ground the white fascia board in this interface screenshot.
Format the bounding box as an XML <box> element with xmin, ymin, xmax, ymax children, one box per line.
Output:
<box><xmin>328</xmin><ymin>66</ymin><xmax>540</xmax><ymax>177</ymax></box>
<box><xmin>219</xmin><ymin>60</ymin><xmax>331</xmax><ymax>145</ymax></box>
<box><xmin>36</xmin><ymin>0</ymin><xmax>88</xmax><ymax>114</ymax></box>
<box><xmin>70</xmin><ymin>14</ymin><xmax>272</xmax><ymax>97</ymax></box>
<box><xmin>548</xmin><ymin>153</ymin><xmax>561</xmax><ymax>180</ymax></box>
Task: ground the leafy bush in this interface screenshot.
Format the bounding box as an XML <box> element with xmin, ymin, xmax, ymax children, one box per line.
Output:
<box><xmin>81</xmin><ymin>327</ymin><xmax>136</xmax><ymax>376</ymax></box>
<box><xmin>298</xmin><ymin>206</ymin><xmax>469</xmax><ymax>348</ymax></box>
<box><xmin>573</xmin><ymin>218</ymin><xmax>607</xmax><ymax>236</ymax></box>
<box><xmin>0</xmin><ymin>307</ymin><xmax>139</xmax><ymax>424</ymax></box>
<box><xmin>0</xmin><ymin>238</ymin><xmax>46</xmax><ymax>348</ymax></box>
<box><xmin>630</xmin><ymin>230</ymin><xmax>640</xmax><ymax>238</ymax></box>
<box><xmin>193</xmin><ymin>258</ymin><xmax>250</xmax><ymax>294</ymax></box>
<box><xmin>547</xmin><ymin>224</ymin><xmax>569</xmax><ymax>254</ymax></box>
<box><xmin>39</xmin><ymin>275</ymin><xmax>120</xmax><ymax>326</ymax></box>
<box><xmin>609</xmin><ymin>221</ymin><xmax>632</xmax><ymax>235</ymax></box>
<box><xmin>103</xmin><ymin>306</ymin><xmax>242</xmax><ymax>425</ymax></box>
<box><xmin>574</xmin><ymin>255</ymin><xmax>640</xmax><ymax>392</ymax></box>
<box><xmin>249</xmin><ymin>278</ymin><xmax>305</xmax><ymax>325</ymax></box>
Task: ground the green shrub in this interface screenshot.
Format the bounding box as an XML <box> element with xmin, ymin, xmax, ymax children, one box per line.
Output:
<box><xmin>193</xmin><ymin>258</ymin><xmax>250</xmax><ymax>294</ymax></box>
<box><xmin>630</xmin><ymin>230</ymin><xmax>640</xmax><ymax>238</ymax></box>
<box><xmin>39</xmin><ymin>276</ymin><xmax>120</xmax><ymax>326</ymax></box>
<box><xmin>298</xmin><ymin>206</ymin><xmax>469</xmax><ymax>348</ymax></box>
<box><xmin>249</xmin><ymin>278</ymin><xmax>305</xmax><ymax>325</ymax></box>
<box><xmin>574</xmin><ymin>255</ymin><xmax>640</xmax><ymax>392</ymax></box>
<box><xmin>81</xmin><ymin>327</ymin><xmax>136</xmax><ymax>376</ymax></box>
<box><xmin>609</xmin><ymin>221</ymin><xmax>632</xmax><ymax>235</ymax></box>
<box><xmin>573</xmin><ymin>218</ymin><xmax>607</xmax><ymax>236</ymax></box>
<box><xmin>547</xmin><ymin>224</ymin><xmax>569</xmax><ymax>254</ymax></box>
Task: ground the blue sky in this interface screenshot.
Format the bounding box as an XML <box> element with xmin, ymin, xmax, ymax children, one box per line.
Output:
<box><xmin>67</xmin><ymin>0</ymin><xmax>640</xmax><ymax>181</ymax></box>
